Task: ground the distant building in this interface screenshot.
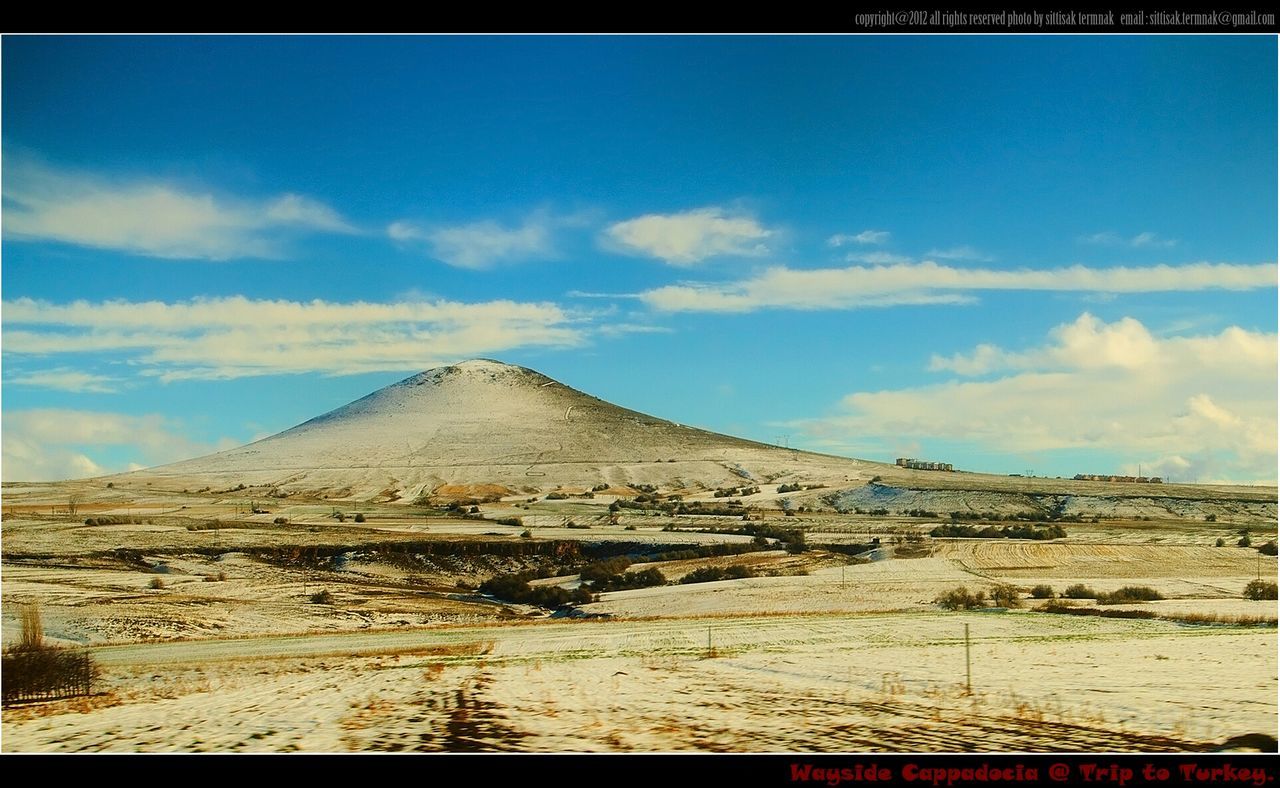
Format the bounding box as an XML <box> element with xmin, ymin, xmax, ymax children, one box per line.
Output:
<box><xmin>895</xmin><ymin>458</ymin><xmax>954</xmax><ymax>472</ymax></box>
<box><xmin>1072</xmin><ymin>474</ymin><xmax>1162</xmax><ymax>484</ymax></box>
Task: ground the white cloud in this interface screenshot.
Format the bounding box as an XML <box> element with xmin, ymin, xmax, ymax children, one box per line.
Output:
<box><xmin>2</xmin><ymin>296</ymin><xmax>587</xmax><ymax>381</ymax></box>
<box><xmin>640</xmin><ymin>261</ymin><xmax>1276</xmax><ymax>313</ymax></box>
<box><xmin>3</xmin><ymin>158</ymin><xmax>355</xmax><ymax>260</ymax></box>
<box><xmin>604</xmin><ymin>207</ymin><xmax>772</xmax><ymax>265</ymax></box>
<box><xmin>1081</xmin><ymin>231</ymin><xmax>1177</xmax><ymax>249</ymax></box>
<box><xmin>795</xmin><ymin>314</ymin><xmax>1277</xmax><ymax>484</ymax></box>
<box><xmin>828</xmin><ymin>230</ymin><xmax>890</xmax><ymax>247</ymax></box>
<box><xmin>925</xmin><ymin>245</ymin><xmax>992</xmax><ymax>262</ymax></box>
<box><xmin>389</xmin><ymin>212</ymin><xmax>562</xmax><ymax>269</ymax></box>
<box><xmin>7</xmin><ymin>368</ymin><xmax>122</xmax><ymax>393</ymax></box>
<box><xmin>1</xmin><ymin>409</ymin><xmax>231</xmax><ymax>481</ymax></box>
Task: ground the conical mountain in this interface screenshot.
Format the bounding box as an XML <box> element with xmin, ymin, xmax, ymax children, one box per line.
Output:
<box><xmin>138</xmin><ymin>359</ymin><xmax>878</xmax><ymax>500</ymax></box>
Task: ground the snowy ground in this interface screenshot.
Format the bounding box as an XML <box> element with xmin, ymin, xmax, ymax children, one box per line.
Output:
<box><xmin>3</xmin><ymin>611</ymin><xmax>1272</xmax><ymax>753</ymax></box>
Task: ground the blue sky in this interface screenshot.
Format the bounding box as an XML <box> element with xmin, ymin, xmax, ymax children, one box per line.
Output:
<box><xmin>2</xmin><ymin>35</ymin><xmax>1276</xmax><ymax>484</ymax></box>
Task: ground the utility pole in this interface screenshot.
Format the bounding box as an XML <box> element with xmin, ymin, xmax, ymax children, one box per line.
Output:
<box><xmin>964</xmin><ymin>623</ymin><xmax>972</xmax><ymax>696</ymax></box>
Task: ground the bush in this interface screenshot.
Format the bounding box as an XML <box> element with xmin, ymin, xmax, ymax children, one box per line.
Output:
<box><xmin>1097</xmin><ymin>586</ymin><xmax>1164</xmax><ymax>605</ymax></box>
<box><xmin>591</xmin><ymin>568</ymin><xmax>666</xmax><ymax>592</ymax></box>
<box><xmin>310</xmin><ymin>589</ymin><xmax>334</xmax><ymax>604</ymax></box>
<box><xmin>990</xmin><ymin>585</ymin><xmax>1023</xmax><ymax>608</ymax></box>
<box><xmin>546</xmin><ymin>492</ymin><xmax>570</xmax><ymax>500</ymax></box>
<box><xmin>1215</xmin><ymin>538</ymin><xmax>1227</xmax><ymax>547</ymax></box>
<box><xmin>1062</xmin><ymin>584</ymin><xmax>1096</xmax><ymax>599</ymax></box>
<box><xmin>273</xmin><ymin>517</ymin><xmax>289</xmax><ymax>524</ymax></box>
<box><xmin>1238</xmin><ymin>535</ymin><xmax>1252</xmax><ymax>548</ymax></box>
<box><xmin>680</xmin><ymin>565</ymin><xmax>757</xmax><ymax>584</ymax></box>
<box><xmin>935</xmin><ymin>586</ymin><xmax>987</xmax><ymax>610</ymax></box>
<box><xmin>520</xmin><ymin>530</ymin><xmax>533</xmax><ymax>538</ymax></box>
<box><xmin>1205</xmin><ymin>514</ymin><xmax>1217</xmax><ymax>522</ymax></box>
<box><xmin>1029</xmin><ymin>584</ymin><xmax>1055</xmax><ymax>599</ymax></box>
<box><xmin>1257</xmin><ymin>541</ymin><xmax>1278</xmax><ymax>557</ymax></box>
<box><xmin>149</xmin><ymin>576</ymin><xmax>165</xmax><ymax>590</ymax></box>
<box><xmin>1244</xmin><ymin>580</ymin><xmax>1279</xmax><ymax>601</ymax></box>
<box><xmin>580</xmin><ymin>557</ymin><xmax>633</xmax><ymax>583</ymax></box>
<box><xmin>354</xmin><ymin>513</ymin><xmax>366</xmax><ymax>523</ymax></box>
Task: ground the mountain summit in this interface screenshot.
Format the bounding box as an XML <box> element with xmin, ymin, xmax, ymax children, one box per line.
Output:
<box><xmin>139</xmin><ymin>359</ymin><xmax>875</xmax><ymax>500</ymax></box>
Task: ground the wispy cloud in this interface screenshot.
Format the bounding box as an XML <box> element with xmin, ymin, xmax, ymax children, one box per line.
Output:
<box><xmin>7</xmin><ymin>367</ymin><xmax>122</xmax><ymax>393</ymax></box>
<box><xmin>389</xmin><ymin>211</ymin><xmax>573</xmax><ymax>269</ymax></box>
<box><xmin>3</xmin><ymin>157</ymin><xmax>356</xmax><ymax>260</ymax></box>
<box><xmin>845</xmin><ymin>251</ymin><xmax>914</xmax><ymax>265</ymax></box>
<box><xmin>639</xmin><ymin>261</ymin><xmax>1276</xmax><ymax>313</ymax></box>
<box><xmin>1</xmin><ymin>409</ymin><xmax>236</xmax><ymax>481</ymax></box>
<box><xmin>925</xmin><ymin>245</ymin><xmax>992</xmax><ymax>262</ymax></box>
<box><xmin>828</xmin><ymin>230</ymin><xmax>889</xmax><ymax>247</ymax></box>
<box><xmin>793</xmin><ymin>314</ymin><xmax>1277</xmax><ymax>484</ymax></box>
<box><xmin>1081</xmin><ymin>231</ymin><xmax>1178</xmax><ymax>249</ymax></box>
<box><xmin>2</xmin><ymin>296</ymin><xmax>588</xmax><ymax>381</ymax></box>
<box><xmin>604</xmin><ymin>207</ymin><xmax>772</xmax><ymax>265</ymax></box>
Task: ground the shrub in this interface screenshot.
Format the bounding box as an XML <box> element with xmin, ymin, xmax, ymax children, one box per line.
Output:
<box><xmin>777</xmin><ymin>483</ymin><xmax>802</xmax><ymax>493</ymax></box>
<box><xmin>1062</xmin><ymin>583</ymin><xmax>1096</xmax><ymax>599</ymax></box>
<box><xmin>1238</xmin><ymin>535</ymin><xmax>1252</xmax><ymax>548</ymax></box>
<box><xmin>680</xmin><ymin>565</ymin><xmax>756</xmax><ymax>584</ymax></box>
<box><xmin>546</xmin><ymin>492</ymin><xmax>570</xmax><ymax>500</ymax></box>
<box><xmin>624</xmin><ymin>524</ymin><xmax>637</xmax><ymax>531</ymax></box>
<box><xmin>1029</xmin><ymin>584</ymin><xmax>1055</xmax><ymax>599</ymax></box>
<box><xmin>990</xmin><ymin>585</ymin><xmax>1023</xmax><ymax>608</ymax></box>
<box><xmin>1244</xmin><ymin>580</ymin><xmax>1279</xmax><ymax>601</ymax></box>
<box><xmin>310</xmin><ymin>589</ymin><xmax>334</xmax><ymax>604</ymax></box>
<box><xmin>591</xmin><ymin>568</ymin><xmax>666</xmax><ymax>592</ymax></box>
<box><xmin>592</xmin><ymin>484</ymin><xmax>609</xmax><ymax>492</ymax></box>
<box><xmin>1216</xmin><ymin>538</ymin><xmax>1227</xmax><ymax>547</ymax></box>
<box><xmin>520</xmin><ymin>530</ymin><xmax>533</xmax><ymax>539</ymax></box>
<box><xmin>149</xmin><ymin>576</ymin><xmax>165</xmax><ymax>590</ymax></box>
<box><xmin>273</xmin><ymin>517</ymin><xmax>289</xmax><ymax>524</ymax></box>
<box><xmin>354</xmin><ymin>513</ymin><xmax>366</xmax><ymax>523</ymax></box>
<box><xmin>1205</xmin><ymin>514</ymin><xmax>1217</xmax><ymax>522</ymax></box>
<box><xmin>1257</xmin><ymin>541</ymin><xmax>1278</xmax><ymax>557</ymax></box>
<box><xmin>580</xmin><ymin>557</ymin><xmax>633</xmax><ymax>583</ymax></box>
<box><xmin>1097</xmin><ymin>586</ymin><xmax>1164</xmax><ymax>605</ymax></box>
<box><xmin>935</xmin><ymin>586</ymin><xmax>987</xmax><ymax>610</ymax></box>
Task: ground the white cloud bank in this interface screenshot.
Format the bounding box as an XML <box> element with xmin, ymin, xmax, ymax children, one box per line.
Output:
<box><xmin>604</xmin><ymin>207</ymin><xmax>772</xmax><ymax>265</ymax></box>
<box><xmin>3</xmin><ymin>158</ymin><xmax>355</xmax><ymax>260</ymax></box>
<box><xmin>640</xmin><ymin>261</ymin><xmax>1276</xmax><ymax>312</ymax></box>
<box><xmin>2</xmin><ymin>296</ymin><xmax>586</xmax><ymax>381</ymax></box>
<box><xmin>1</xmin><ymin>409</ymin><xmax>235</xmax><ymax>482</ymax></box>
<box><xmin>796</xmin><ymin>313</ymin><xmax>1277</xmax><ymax>484</ymax></box>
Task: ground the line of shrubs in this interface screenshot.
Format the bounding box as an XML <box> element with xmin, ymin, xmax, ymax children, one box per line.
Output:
<box><xmin>946</xmin><ymin>510</ymin><xmax>1086</xmax><ymax>523</ymax></box>
<box><xmin>84</xmin><ymin>516</ymin><xmax>150</xmax><ymax>525</ymax></box>
<box><xmin>929</xmin><ymin>523</ymin><xmax>1068</xmax><ymax>540</ymax></box>
<box><xmin>934</xmin><ymin>585</ymin><xmax>1022</xmax><ymax>610</ymax></box>
<box><xmin>679</xmin><ymin>565</ymin><xmax>756</xmax><ymax>584</ymax></box>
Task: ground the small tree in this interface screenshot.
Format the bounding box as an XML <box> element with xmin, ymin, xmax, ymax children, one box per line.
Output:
<box><xmin>67</xmin><ymin>493</ymin><xmax>82</xmax><ymax>517</ymax></box>
<box><xmin>1029</xmin><ymin>584</ymin><xmax>1055</xmax><ymax>599</ymax></box>
<box><xmin>990</xmin><ymin>585</ymin><xmax>1023</xmax><ymax>608</ymax></box>
<box><xmin>1244</xmin><ymin>580</ymin><xmax>1278</xmax><ymax>601</ymax></box>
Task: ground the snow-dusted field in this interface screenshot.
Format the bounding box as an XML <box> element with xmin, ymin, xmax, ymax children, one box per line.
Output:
<box><xmin>3</xmin><ymin>612</ymin><xmax>1273</xmax><ymax>752</ymax></box>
